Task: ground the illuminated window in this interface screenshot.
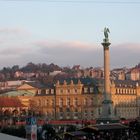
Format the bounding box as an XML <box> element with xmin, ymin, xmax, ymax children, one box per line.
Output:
<box><xmin>84</xmin><ymin>87</ymin><xmax>88</xmax><ymax>93</ymax></box>
<box><xmin>46</xmin><ymin>89</ymin><xmax>49</xmax><ymax>94</ymax></box>
<box><xmin>90</xmin><ymin>87</ymin><xmax>94</xmax><ymax>93</ymax></box>
<box><xmin>38</xmin><ymin>90</ymin><xmax>41</xmax><ymax>94</ymax></box>
<box><xmin>51</xmin><ymin>89</ymin><xmax>54</xmax><ymax>94</ymax></box>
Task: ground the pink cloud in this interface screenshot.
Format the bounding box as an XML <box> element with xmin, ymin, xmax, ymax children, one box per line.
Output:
<box><xmin>35</xmin><ymin>39</ymin><xmax>98</xmax><ymax>51</ymax></box>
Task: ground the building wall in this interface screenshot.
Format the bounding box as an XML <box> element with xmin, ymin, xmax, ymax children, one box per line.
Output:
<box><xmin>111</xmin><ymin>82</ymin><xmax>140</xmax><ymax>119</ymax></box>
<box><xmin>5</xmin><ymin>80</ymin><xmax>140</xmax><ymax>120</ymax></box>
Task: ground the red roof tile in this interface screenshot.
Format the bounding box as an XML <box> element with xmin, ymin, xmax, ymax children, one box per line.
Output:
<box><xmin>0</xmin><ymin>97</ymin><xmax>25</xmax><ymax>107</ymax></box>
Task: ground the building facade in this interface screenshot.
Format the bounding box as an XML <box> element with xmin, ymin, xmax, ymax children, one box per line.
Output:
<box><xmin>25</xmin><ymin>79</ymin><xmax>140</xmax><ymax>120</ymax></box>
<box><xmin>1</xmin><ymin>79</ymin><xmax>140</xmax><ymax>121</ymax></box>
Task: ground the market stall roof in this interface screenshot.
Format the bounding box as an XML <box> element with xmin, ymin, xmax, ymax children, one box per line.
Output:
<box><xmin>64</xmin><ymin>131</ymin><xmax>88</xmax><ymax>137</ymax></box>
<box><xmin>80</xmin><ymin>123</ymin><xmax>128</xmax><ymax>132</ymax></box>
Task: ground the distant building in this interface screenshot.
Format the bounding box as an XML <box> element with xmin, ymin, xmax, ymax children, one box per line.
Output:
<box><xmin>0</xmin><ymin>97</ymin><xmax>28</xmax><ymax>123</ymax></box>
<box><xmin>72</xmin><ymin>65</ymin><xmax>81</xmax><ymax>70</ymax></box>
<box><xmin>126</xmin><ymin>68</ymin><xmax>140</xmax><ymax>81</ymax></box>
<box><xmin>89</xmin><ymin>68</ymin><xmax>104</xmax><ymax>79</ymax></box>
<box><xmin>111</xmin><ymin>68</ymin><xmax>127</xmax><ymax>80</ymax></box>
<box><xmin>0</xmin><ymin>80</ymin><xmax>23</xmax><ymax>90</ymax></box>
<box><xmin>49</xmin><ymin>70</ymin><xmax>62</xmax><ymax>76</ymax></box>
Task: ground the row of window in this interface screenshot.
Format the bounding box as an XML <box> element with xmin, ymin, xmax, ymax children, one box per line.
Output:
<box><xmin>59</xmin><ymin>110</ymin><xmax>94</xmax><ymax>118</ymax></box>
<box><xmin>59</xmin><ymin>97</ymin><xmax>94</xmax><ymax>107</ymax></box>
<box><xmin>37</xmin><ymin>97</ymin><xmax>95</xmax><ymax>107</ymax></box>
<box><xmin>44</xmin><ymin>110</ymin><xmax>95</xmax><ymax>119</ymax></box>
<box><xmin>37</xmin><ymin>89</ymin><xmax>55</xmax><ymax>95</ymax></box>
<box><xmin>37</xmin><ymin>87</ymin><xmax>95</xmax><ymax>95</ymax></box>
<box><xmin>116</xmin><ymin>88</ymin><xmax>136</xmax><ymax>94</ymax></box>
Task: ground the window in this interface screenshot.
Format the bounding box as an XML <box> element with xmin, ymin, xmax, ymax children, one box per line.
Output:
<box><xmin>66</xmin><ymin>108</ymin><xmax>70</xmax><ymax>112</ymax></box>
<box><xmin>38</xmin><ymin>90</ymin><xmax>41</xmax><ymax>94</ymax></box>
<box><xmin>67</xmin><ymin>89</ymin><xmax>70</xmax><ymax>93</ymax></box>
<box><xmin>45</xmin><ymin>99</ymin><xmax>49</xmax><ymax>106</ymax></box>
<box><xmin>74</xmin><ymin>89</ymin><xmax>77</xmax><ymax>93</ymax></box>
<box><xmin>91</xmin><ymin>110</ymin><xmax>94</xmax><ymax>117</ymax></box>
<box><xmin>46</xmin><ymin>89</ymin><xmax>49</xmax><ymax>94</ymax></box>
<box><xmin>133</xmin><ymin>89</ymin><xmax>136</xmax><ymax>94</ymax></box>
<box><xmin>84</xmin><ymin>110</ymin><xmax>88</xmax><ymax>117</ymax></box>
<box><xmin>84</xmin><ymin>98</ymin><xmax>88</xmax><ymax>106</ymax></box>
<box><xmin>60</xmin><ymin>112</ymin><xmax>63</xmax><ymax>119</ymax></box>
<box><xmin>74</xmin><ymin>109</ymin><xmax>78</xmax><ymax>119</ymax></box>
<box><xmin>59</xmin><ymin>108</ymin><xmax>63</xmax><ymax>112</ymax></box>
<box><xmin>60</xmin><ymin>89</ymin><xmax>63</xmax><ymax>93</ymax></box>
<box><xmin>66</xmin><ymin>98</ymin><xmax>70</xmax><ymax>106</ymax></box>
<box><xmin>84</xmin><ymin>87</ymin><xmax>88</xmax><ymax>93</ymax></box>
<box><xmin>59</xmin><ymin>98</ymin><xmax>63</xmax><ymax>107</ymax></box>
<box><xmin>51</xmin><ymin>89</ymin><xmax>54</xmax><ymax>94</ymax></box>
<box><xmin>90</xmin><ymin>98</ymin><xmax>93</xmax><ymax>106</ymax></box>
<box><xmin>90</xmin><ymin>87</ymin><xmax>93</xmax><ymax>93</ymax></box>
<box><xmin>51</xmin><ymin>99</ymin><xmax>54</xmax><ymax>107</ymax></box>
<box><xmin>74</xmin><ymin>98</ymin><xmax>78</xmax><ymax>106</ymax></box>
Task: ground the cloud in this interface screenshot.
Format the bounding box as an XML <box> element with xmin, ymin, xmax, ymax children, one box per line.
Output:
<box><xmin>35</xmin><ymin>40</ymin><xmax>96</xmax><ymax>50</ymax></box>
<box><xmin>31</xmin><ymin>39</ymin><xmax>102</xmax><ymax>67</ymax></box>
<box><xmin>0</xmin><ymin>28</ymin><xmax>139</xmax><ymax>69</ymax></box>
<box><xmin>112</xmin><ymin>43</ymin><xmax>140</xmax><ymax>51</ymax></box>
<box><xmin>0</xmin><ymin>27</ymin><xmax>30</xmax><ymax>35</ymax></box>
<box><xmin>110</xmin><ymin>43</ymin><xmax>140</xmax><ymax>68</ymax></box>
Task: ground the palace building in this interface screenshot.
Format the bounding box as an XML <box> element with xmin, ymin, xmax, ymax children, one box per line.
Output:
<box><xmin>0</xmin><ymin>78</ymin><xmax>140</xmax><ymax>121</ymax></box>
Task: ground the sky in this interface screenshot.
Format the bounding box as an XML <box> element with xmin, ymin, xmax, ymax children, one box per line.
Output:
<box><xmin>0</xmin><ymin>0</ymin><xmax>140</xmax><ymax>69</ymax></box>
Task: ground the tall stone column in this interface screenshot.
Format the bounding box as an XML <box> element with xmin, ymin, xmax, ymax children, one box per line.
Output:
<box><xmin>97</xmin><ymin>28</ymin><xmax>118</xmax><ymax>123</ymax></box>
<box><xmin>101</xmin><ymin>41</ymin><xmax>114</xmax><ymax>119</ymax></box>
<box><xmin>103</xmin><ymin>42</ymin><xmax>111</xmax><ymax>95</ymax></box>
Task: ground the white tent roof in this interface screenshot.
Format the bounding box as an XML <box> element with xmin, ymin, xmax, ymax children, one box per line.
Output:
<box><xmin>0</xmin><ymin>133</ymin><xmax>26</xmax><ymax>140</ymax></box>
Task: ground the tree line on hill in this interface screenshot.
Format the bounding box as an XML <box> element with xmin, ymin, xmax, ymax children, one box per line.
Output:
<box><xmin>0</xmin><ymin>62</ymin><xmax>77</xmax><ymax>82</ymax></box>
